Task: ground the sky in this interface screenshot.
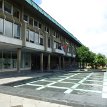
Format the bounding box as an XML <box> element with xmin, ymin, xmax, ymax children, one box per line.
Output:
<box><xmin>33</xmin><ymin>0</ymin><xmax>107</xmax><ymax>57</ymax></box>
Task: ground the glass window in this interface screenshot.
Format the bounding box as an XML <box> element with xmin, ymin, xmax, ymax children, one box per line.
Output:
<box><xmin>34</xmin><ymin>20</ymin><xmax>38</xmax><ymax>27</ymax></box>
<box><xmin>45</xmin><ymin>26</ymin><xmax>49</xmax><ymax>33</ymax></box>
<box><xmin>0</xmin><ymin>52</ymin><xmax>2</xmax><ymax>69</ymax></box>
<box><xmin>4</xmin><ymin>1</ymin><xmax>11</xmax><ymax>14</ymax></box>
<box><xmin>12</xmin><ymin>52</ymin><xmax>16</xmax><ymax>68</ymax></box>
<box><xmin>40</xmin><ymin>37</ymin><xmax>43</xmax><ymax>45</ymax></box>
<box><xmin>0</xmin><ymin>18</ymin><xmax>3</xmax><ymax>34</ymax></box>
<box><xmin>35</xmin><ymin>32</ymin><xmax>39</xmax><ymax>44</ymax></box>
<box><xmin>5</xmin><ymin>20</ymin><xmax>12</xmax><ymax>37</ymax></box>
<box><xmin>13</xmin><ymin>7</ymin><xmax>20</xmax><ymax>19</ymax></box>
<box><xmin>23</xmin><ymin>14</ymin><xmax>28</xmax><ymax>22</ymax></box>
<box><xmin>0</xmin><ymin>0</ymin><xmax>2</xmax><ymax>9</ymax></box>
<box><xmin>14</xmin><ymin>23</ymin><xmax>20</xmax><ymax>39</ymax></box>
<box><xmin>24</xmin><ymin>53</ymin><xmax>30</xmax><ymax>67</ymax></box>
<box><xmin>29</xmin><ymin>17</ymin><xmax>33</xmax><ymax>26</ymax></box>
<box><xmin>54</xmin><ymin>41</ymin><xmax>56</xmax><ymax>49</ymax></box>
<box><xmin>47</xmin><ymin>27</ymin><xmax>49</xmax><ymax>33</ymax></box>
<box><xmin>48</xmin><ymin>37</ymin><xmax>50</xmax><ymax>47</ymax></box>
<box><xmin>26</xmin><ymin>30</ymin><xmax>29</xmax><ymax>41</ymax></box>
<box><xmin>29</xmin><ymin>30</ymin><xmax>34</xmax><ymax>43</ymax></box>
<box><xmin>39</xmin><ymin>23</ymin><xmax>42</xmax><ymax>29</ymax></box>
<box><xmin>39</xmin><ymin>35</ymin><xmax>43</xmax><ymax>45</ymax></box>
<box><xmin>58</xmin><ymin>43</ymin><xmax>61</xmax><ymax>50</ymax></box>
<box><xmin>3</xmin><ymin>52</ymin><xmax>11</xmax><ymax>69</ymax></box>
<box><xmin>45</xmin><ymin>26</ymin><xmax>47</xmax><ymax>31</ymax></box>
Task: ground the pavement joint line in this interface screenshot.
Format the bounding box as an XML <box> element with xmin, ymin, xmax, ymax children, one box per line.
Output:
<box><xmin>102</xmin><ymin>72</ymin><xmax>107</xmax><ymax>98</ymax></box>
<box><xmin>64</xmin><ymin>73</ymin><xmax>93</xmax><ymax>94</ymax></box>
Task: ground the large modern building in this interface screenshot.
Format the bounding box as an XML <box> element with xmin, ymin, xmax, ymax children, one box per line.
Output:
<box><xmin>0</xmin><ymin>0</ymin><xmax>82</xmax><ymax>72</ymax></box>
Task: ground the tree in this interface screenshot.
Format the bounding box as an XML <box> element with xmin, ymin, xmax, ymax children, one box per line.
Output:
<box><xmin>76</xmin><ymin>46</ymin><xmax>90</xmax><ymax>68</ymax></box>
<box><xmin>88</xmin><ymin>51</ymin><xmax>96</xmax><ymax>68</ymax></box>
<box><xmin>95</xmin><ymin>53</ymin><xmax>106</xmax><ymax>68</ymax></box>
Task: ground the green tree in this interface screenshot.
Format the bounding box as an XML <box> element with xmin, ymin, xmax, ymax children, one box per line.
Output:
<box><xmin>88</xmin><ymin>51</ymin><xmax>96</xmax><ymax>68</ymax></box>
<box><xmin>95</xmin><ymin>53</ymin><xmax>106</xmax><ymax>68</ymax></box>
<box><xmin>76</xmin><ymin>46</ymin><xmax>90</xmax><ymax>68</ymax></box>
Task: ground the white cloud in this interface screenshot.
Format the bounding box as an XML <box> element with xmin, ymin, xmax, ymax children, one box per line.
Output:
<box><xmin>40</xmin><ymin>0</ymin><xmax>107</xmax><ymax>56</ymax></box>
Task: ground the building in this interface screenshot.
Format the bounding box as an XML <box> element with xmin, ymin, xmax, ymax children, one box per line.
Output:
<box><xmin>0</xmin><ymin>0</ymin><xmax>82</xmax><ymax>72</ymax></box>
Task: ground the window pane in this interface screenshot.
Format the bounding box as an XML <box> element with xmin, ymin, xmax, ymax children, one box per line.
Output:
<box><xmin>13</xmin><ymin>7</ymin><xmax>20</xmax><ymax>19</ymax></box>
<box><xmin>54</xmin><ymin>41</ymin><xmax>56</xmax><ymax>49</ymax></box>
<box><xmin>23</xmin><ymin>14</ymin><xmax>28</xmax><ymax>22</ymax></box>
<box><xmin>47</xmin><ymin>27</ymin><xmax>49</xmax><ymax>33</ymax></box>
<box><xmin>48</xmin><ymin>38</ymin><xmax>50</xmax><ymax>47</ymax></box>
<box><xmin>29</xmin><ymin>17</ymin><xmax>33</xmax><ymax>26</ymax></box>
<box><xmin>40</xmin><ymin>38</ymin><xmax>43</xmax><ymax>45</ymax></box>
<box><xmin>14</xmin><ymin>23</ymin><xmax>20</xmax><ymax>39</ymax></box>
<box><xmin>26</xmin><ymin>30</ymin><xmax>29</xmax><ymax>41</ymax></box>
<box><xmin>24</xmin><ymin>53</ymin><xmax>30</xmax><ymax>67</ymax></box>
<box><xmin>0</xmin><ymin>0</ymin><xmax>2</xmax><ymax>9</ymax></box>
<box><xmin>39</xmin><ymin>23</ymin><xmax>41</xmax><ymax>28</ymax></box>
<box><xmin>5</xmin><ymin>20</ymin><xmax>12</xmax><ymax>37</ymax></box>
<box><xmin>39</xmin><ymin>35</ymin><xmax>43</xmax><ymax>45</ymax></box>
<box><xmin>34</xmin><ymin>20</ymin><xmax>38</xmax><ymax>27</ymax></box>
<box><xmin>12</xmin><ymin>52</ymin><xmax>16</xmax><ymax>68</ymax></box>
<box><xmin>4</xmin><ymin>1</ymin><xmax>11</xmax><ymax>14</ymax></box>
<box><xmin>35</xmin><ymin>32</ymin><xmax>39</xmax><ymax>44</ymax></box>
<box><xmin>29</xmin><ymin>30</ymin><xmax>34</xmax><ymax>43</ymax></box>
<box><xmin>0</xmin><ymin>18</ymin><xmax>3</xmax><ymax>34</ymax></box>
<box><xmin>3</xmin><ymin>52</ymin><xmax>11</xmax><ymax>69</ymax></box>
<box><xmin>0</xmin><ymin>52</ymin><xmax>2</xmax><ymax>69</ymax></box>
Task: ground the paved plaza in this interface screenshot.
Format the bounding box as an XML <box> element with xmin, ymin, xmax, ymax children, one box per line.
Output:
<box><xmin>12</xmin><ymin>71</ymin><xmax>107</xmax><ymax>98</ymax></box>
<box><xmin>0</xmin><ymin>70</ymin><xmax>107</xmax><ymax>107</ymax></box>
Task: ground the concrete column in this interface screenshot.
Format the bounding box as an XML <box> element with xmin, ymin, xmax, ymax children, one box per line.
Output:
<box><xmin>48</xmin><ymin>54</ymin><xmax>50</xmax><ymax>71</ymax></box>
<box><xmin>40</xmin><ymin>53</ymin><xmax>43</xmax><ymax>72</ymax></box>
<box><xmin>17</xmin><ymin>48</ymin><xmax>21</xmax><ymax>72</ymax></box>
<box><xmin>59</xmin><ymin>56</ymin><xmax>61</xmax><ymax>70</ymax></box>
<box><xmin>63</xmin><ymin>56</ymin><xmax>65</xmax><ymax>69</ymax></box>
<box><xmin>22</xmin><ymin>22</ymin><xmax>27</xmax><ymax>46</ymax></box>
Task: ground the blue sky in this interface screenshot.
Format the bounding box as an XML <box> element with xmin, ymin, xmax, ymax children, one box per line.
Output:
<box><xmin>33</xmin><ymin>0</ymin><xmax>42</xmax><ymax>5</ymax></box>
<box><xmin>33</xmin><ymin>0</ymin><xmax>107</xmax><ymax>57</ymax></box>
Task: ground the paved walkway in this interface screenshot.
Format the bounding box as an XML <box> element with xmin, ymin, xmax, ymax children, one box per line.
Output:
<box><xmin>0</xmin><ymin>70</ymin><xmax>107</xmax><ymax>107</ymax></box>
<box><xmin>0</xmin><ymin>93</ymin><xmax>71</xmax><ymax>107</ymax></box>
<box><xmin>0</xmin><ymin>71</ymin><xmax>51</xmax><ymax>85</ymax></box>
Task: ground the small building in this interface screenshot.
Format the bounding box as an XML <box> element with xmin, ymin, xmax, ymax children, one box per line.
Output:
<box><xmin>0</xmin><ymin>0</ymin><xmax>82</xmax><ymax>72</ymax></box>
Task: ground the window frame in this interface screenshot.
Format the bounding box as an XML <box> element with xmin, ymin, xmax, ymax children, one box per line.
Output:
<box><xmin>14</xmin><ymin>23</ymin><xmax>21</xmax><ymax>39</ymax></box>
<box><xmin>13</xmin><ymin>7</ymin><xmax>20</xmax><ymax>19</ymax></box>
<box><xmin>23</xmin><ymin>13</ymin><xmax>29</xmax><ymax>22</ymax></box>
<box><xmin>4</xmin><ymin>1</ymin><xmax>12</xmax><ymax>14</ymax></box>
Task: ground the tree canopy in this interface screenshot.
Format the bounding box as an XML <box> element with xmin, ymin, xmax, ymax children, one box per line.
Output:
<box><xmin>76</xmin><ymin>46</ymin><xmax>107</xmax><ymax>68</ymax></box>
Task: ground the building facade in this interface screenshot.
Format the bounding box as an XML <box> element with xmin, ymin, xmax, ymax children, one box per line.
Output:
<box><xmin>0</xmin><ymin>0</ymin><xmax>82</xmax><ymax>72</ymax></box>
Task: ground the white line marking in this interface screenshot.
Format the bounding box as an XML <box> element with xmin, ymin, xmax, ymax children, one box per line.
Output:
<box><xmin>26</xmin><ymin>83</ymin><xmax>43</xmax><ymax>86</ymax></box>
<box><xmin>64</xmin><ymin>73</ymin><xmax>93</xmax><ymax>94</ymax></box>
<box><xmin>14</xmin><ymin>84</ymin><xmax>26</xmax><ymax>87</ymax></box>
<box><xmin>36</xmin><ymin>73</ymin><xmax>79</xmax><ymax>90</ymax></box>
<box><xmin>48</xmin><ymin>85</ymin><xmax>69</xmax><ymax>89</ymax></box>
<box><xmin>75</xmin><ymin>88</ymin><xmax>102</xmax><ymax>93</ymax></box>
<box><xmin>102</xmin><ymin>72</ymin><xmax>107</xmax><ymax>98</ymax></box>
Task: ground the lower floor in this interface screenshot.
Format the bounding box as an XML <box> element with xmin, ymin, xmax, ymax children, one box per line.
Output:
<box><xmin>0</xmin><ymin>48</ymin><xmax>77</xmax><ymax>72</ymax></box>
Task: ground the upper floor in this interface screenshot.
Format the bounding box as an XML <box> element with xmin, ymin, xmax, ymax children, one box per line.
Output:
<box><xmin>0</xmin><ymin>0</ymin><xmax>82</xmax><ymax>57</ymax></box>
